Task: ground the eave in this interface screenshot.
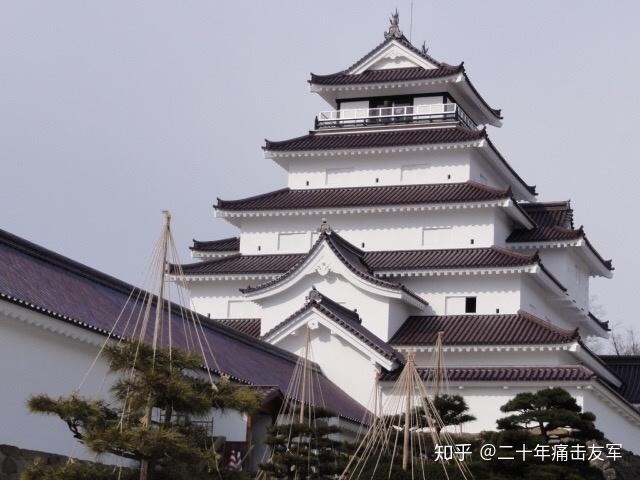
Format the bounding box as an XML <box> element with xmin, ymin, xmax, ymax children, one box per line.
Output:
<box><xmin>508</xmin><ymin>236</ymin><xmax>613</xmax><ymax>278</ymax></box>
<box><xmin>215</xmin><ymin>198</ymin><xmax>528</xmax><ymax>228</ymax></box>
<box><xmin>309</xmin><ymin>70</ymin><xmax>502</xmax><ymax>127</ymax></box>
<box><xmin>263</xmin><ymin>307</ymin><xmax>398</xmax><ymax>371</ymax></box>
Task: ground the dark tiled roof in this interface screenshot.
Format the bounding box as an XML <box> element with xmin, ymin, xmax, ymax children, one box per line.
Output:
<box><xmin>379</xmin><ymin>365</ymin><xmax>596</xmax><ymax>382</ymax></box>
<box><xmin>264</xmin><ymin>289</ymin><xmax>401</xmax><ymax>363</ymax></box>
<box><xmin>217</xmin><ymin>181</ymin><xmax>510</xmax><ymax>212</ymax></box>
<box><xmin>214</xmin><ymin>318</ymin><xmax>261</xmax><ymax>338</ymax></box>
<box><xmin>176</xmin><ymin>246</ymin><xmax>539</xmax><ymax>278</ymax></box>
<box><xmin>588</xmin><ymin>312</ymin><xmax>610</xmax><ymax>331</ymax></box>
<box><xmin>264</xmin><ymin>126</ymin><xmax>485</xmax><ymax>152</ymax></box>
<box><xmin>174</xmin><ymin>254</ymin><xmax>303</xmax><ymax>276</ymax></box>
<box><xmin>0</xmin><ymin>229</ymin><xmax>367</xmax><ymax>423</ymax></box>
<box><xmin>508</xmin><ymin>202</ymin><xmax>580</xmax><ymax>243</ymax></box>
<box><xmin>507</xmin><ymin>202</ymin><xmax>613</xmax><ymax>271</ymax></box>
<box><xmin>364</xmin><ymin>247</ymin><xmax>535</xmax><ymax>272</ymax></box>
<box><xmin>310</xmin><ymin>65</ymin><xmax>463</xmax><ymax>85</ymax></box>
<box><xmin>309</xmin><ymin>35</ymin><xmax>501</xmax><ymax>119</ymax></box>
<box><xmin>600</xmin><ymin>356</ymin><xmax>640</xmax><ymax>404</ymax></box>
<box><xmin>191</xmin><ymin>237</ymin><xmax>240</xmax><ymax>252</ymax></box>
<box><xmin>390</xmin><ymin>312</ymin><xmax>579</xmax><ymax>346</ymax></box>
<box><xmin>240</xmin><ymin>230</ymin><xmax>428</xmax><ymax>307</ymax></box>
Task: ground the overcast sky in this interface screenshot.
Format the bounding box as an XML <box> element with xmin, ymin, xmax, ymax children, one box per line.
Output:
<box><xmin>1</xmin><ymin>1</ymin><xmax>638</xmax><ymax>329</ymax></box>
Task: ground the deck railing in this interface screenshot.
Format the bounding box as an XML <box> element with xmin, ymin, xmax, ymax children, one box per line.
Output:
<box><xmin>316</xmin><ymin>103</ymin><xmax>476</xmax><ymax>130</ymax></box>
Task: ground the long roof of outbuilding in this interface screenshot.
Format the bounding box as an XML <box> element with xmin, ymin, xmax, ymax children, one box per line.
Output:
<box><xmin>390</xmin><ymin>312</ymin><xmax>579</xmax><ymax>346</ymax></box>
<box><xmin>216</xmin><ymin>181</ymin><xmax>511</xmax><ymax>212</ymax></box>
<box><xmin>0</xmin><ymin>228</ymin><xmax>367</xmax><ymax>423</ymax></box>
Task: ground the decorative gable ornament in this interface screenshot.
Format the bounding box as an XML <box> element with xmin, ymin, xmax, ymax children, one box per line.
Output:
<box><xmin>384</xmin><ymin>9</ymin><xmax>403</xmax><ymax>40</ymax></box>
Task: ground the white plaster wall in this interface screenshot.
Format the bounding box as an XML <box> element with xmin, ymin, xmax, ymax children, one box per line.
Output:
<box><xmin>276</xmin><ymin>318</ymin><xmax>379</xmax><ymax>408</ymax></box>
<box><xmin>519</xmin><ymin>276</ymin><xmax>582</xmax><ymax>331</ymax></box>
<box><xmin>0</xmin><ymin>313</ymin><xmax>114</xmax><ymax>459</ymax></box>
<box><xmin>0</xmin><ymin>308</ymin><xmax>255</xmax><ymax>459</ymax></box>
<box><xmin>211</xmin><ymin>410</ymin><xmax>247</xmax><ymax>442</ymax></box>
<box><xmin>256</xmin><ymin>270</ymin><xmax>398</xmax><ymax>341</ymax></box>
<box><xmin>407</xmin><ymin>348</ymin><xmax>576</xmax><ymax>368</ymax></box>
<box><xmin>379</xmin><ymin>382</ymin><xmax>640</xmax><ymax>452</ymax></box>
<box><xmin>537</xmin><ymin>248</ymin><xmax>589</xmax><ymax>311</ymax></box>
<box><xmin>413</xmin><ymin>95</ymin><xmax>445</xmax><ymax>107</ymax></box>
<box><xmin>238</xmin><ymin>208</ymin><xmax>506</xmax><ymax>255</ymax></box>
<box><xmin>401</xmin><ymin>274</ymin><xmax>522</xmax><ymax>316</ymax></box>
<box><xmin>282</xmin><ymin>146</ymin><xmax>516</xmax><ymax>192</ymax></box>
<box><xmin>188</xmin><ymin>281</ymin><xmax>260</xmax><ymax>319</ymax></box>
<box><xmin>469</xmin><ymin>149</ymin><xmax>511</xmax><ymax>191</ymax></box>
<box><xmin>286</xmin><ymin>149</ymin><xmax>471</xmax><ymax>189</ymax></box>
<box><xmin>582</xmin><ymin>389</ymin><xmax>640</xmax><ymax>454</ymax></box>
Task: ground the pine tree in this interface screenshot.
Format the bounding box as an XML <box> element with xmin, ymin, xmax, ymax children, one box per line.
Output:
<box><xmin>23</xmin><ymin>342</ymin><xmax>262</xmax><ymax>480</ymax></box>
<box><xmin>431</xmin><ymin>394</ymin><xmax>476</xmax><ymax>434</ymax></box>
<box><xmin>497</xmin><ymin>387</ymin><xmax>603</xmax><ymax>441</ymax></box>
<box><xmin>258</xmin><ymin>405</ymin><xmax>344</xmax><ymax>479</ymax></box>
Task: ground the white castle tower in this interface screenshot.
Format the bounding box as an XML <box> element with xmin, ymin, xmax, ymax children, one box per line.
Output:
<box><xmin>175</xmin><ymin>13</ymin><xmax>640</xmax><ymax>448</ymax></box>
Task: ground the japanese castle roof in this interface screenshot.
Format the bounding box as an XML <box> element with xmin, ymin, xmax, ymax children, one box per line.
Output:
<box><xmin>600</xmin><ymin>356</ymin><xmax>640</xmax><ymax>404</ymax></box>
<box><xmin>216</xmin><ymin>181</ymin><xmax>512</xmax><ymax>212</ymax></box>
<box><xmin>508</xmin><ymin>201</ymin><xmax>613</xmax><ymax>271</ymax></box>
<box><xmin>308</xmin><ymin>34</ymin><xmax>501</xmax><ymax>121</ymax></box>
<box><xmin>0</xmin><ymin>228</ymin><xmax>367</xmax><ymax>423</ymax></box>
<box><xmin>264</xmin><ymin>125</ymin><xmax>484</xmax><ymax>152</ymax></box>
<box><xmin>263</xmin><ymin>288</ymin><xmax>402</xmax><ymax>363</ymax></box>
<box><xmin>390</xmin><ymin>312</ymin><xmax>580</xmax><ymax>346</ymax></box>
<box><xmin>213</xmin><ymin>318</ymin><xmax>261</xmax><ymax>338</ymax></box>
<box><xmin>379</xmin><ymin>365</ymin><xmax>597</xmax><ymax>383</ymax></box>
<box><xmin>190</xmin><ymin>237</ymin><xmax>240</xmax><ymax>253</ymax></box>
<box><xmin>238</xmin><ymin>228</ymin><xmax>428</xmax><ymax>306</ymax></box>
<box><xmin>176</xmin><ymin>245</ymin><xmax>543</xmax><ymax>277</ymax></box>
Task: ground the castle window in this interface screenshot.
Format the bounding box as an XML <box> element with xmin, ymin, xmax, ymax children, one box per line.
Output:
<box><xmin>465</xmin><ymin>297</ymin><xmax>477</xmax><ymax>313</ymax></box>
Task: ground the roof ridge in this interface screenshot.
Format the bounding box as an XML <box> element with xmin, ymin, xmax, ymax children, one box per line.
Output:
<box><xmin>0</xmin><ymin>228</ymin><xmax>139</xmax><ymax>297</ymax></box>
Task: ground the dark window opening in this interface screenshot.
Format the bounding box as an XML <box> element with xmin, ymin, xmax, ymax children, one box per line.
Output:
<box><xmin>257</xmin><ymin>245</ymin><xmax>261</xmax><ymax>251</ymax></box>
<box><xmin>496</xmin><ymin>308</ymin><xmax>500</xmax><ymax>314</ymax></box>
<box><xmin>465</xmin><ymin>297</ymin><xmax>477</xmax><ymax>313</ymax></box>
<box><xmin>361</xmin><ymin>242</ymin><xmax>365</xmax><ymax>248</ymax></box>
<box><xmin>305</xmin><ymin>180</ymin><xmax>309</xmax><ymax>186</ymax></box>
<box><xmin>470</xmin><ymin>239</ymin><xmax>475</xmax><ymax>245</ymax></box>
<box><xmin>447</xmin><ymin>174</ymin><xmax>451</xmax><ymax>180</ymax></box>
<box><xmin>375</xmin><ymin>177</ymin><xmax>379</xmax><ymax>183</ymax></box>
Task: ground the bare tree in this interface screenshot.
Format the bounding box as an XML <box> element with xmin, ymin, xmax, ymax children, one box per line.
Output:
<box><xmin>585</xmin><ymin>296</ymin><xmax>640</xmax><ymax>355</ymax></box>
<box><xmin>609</xmin><ymin>323</ymin><xmax>640</xmax><ymax>355</ymax></box>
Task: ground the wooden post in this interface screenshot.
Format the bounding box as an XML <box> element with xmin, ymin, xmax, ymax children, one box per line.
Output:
<box><xmin>140</xmin><ymin>211</ymin><xmax>171</xmax><ymax>480</ymax></box>
<box><xmin>402</xmin><ymin>353</ymin><xmax>414</xmax><ymax>471</ymax></box>
<box><xmin>299</xmin><ymin>327</ymin><xmax>311</xmax><ymax>424</ymax></box>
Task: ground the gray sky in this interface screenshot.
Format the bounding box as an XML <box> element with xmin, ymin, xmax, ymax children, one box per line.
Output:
<box><xmin>1</xmin><ymin>1</ymin><xmax>638</xmax><ymax>328</ymax></box>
